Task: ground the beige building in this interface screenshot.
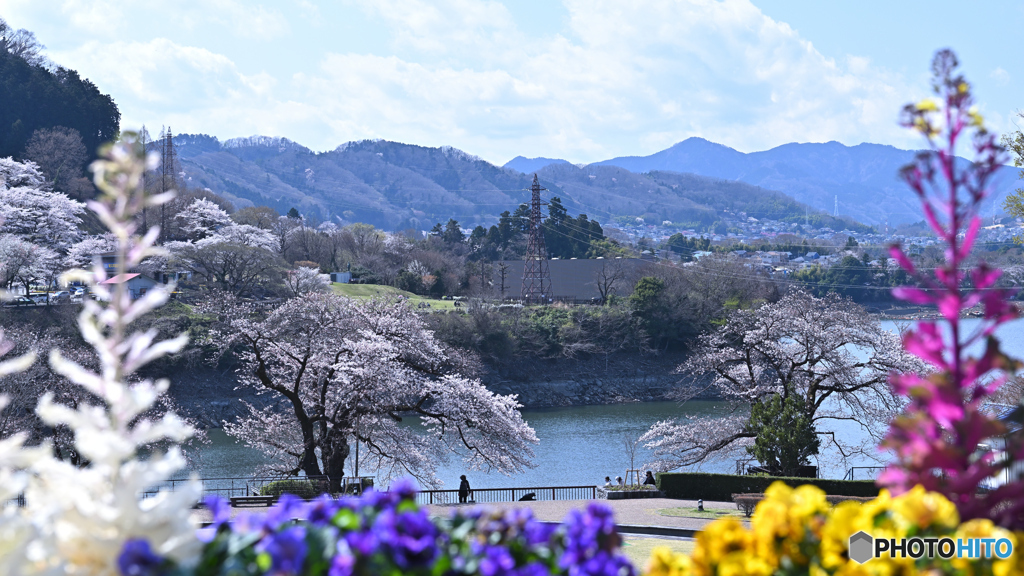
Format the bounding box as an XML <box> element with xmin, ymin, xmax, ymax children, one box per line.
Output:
<box><xmin>492</xmin><ymin>258</ymin><xmax>655</xmax><ymax>301</ymax></box>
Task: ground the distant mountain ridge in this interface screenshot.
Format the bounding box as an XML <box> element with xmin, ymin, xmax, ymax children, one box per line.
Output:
<box><xmin>172</xmin><ymin>134</ymin><xmax>848</xmax><ymax>231</ymax></box>
<box><xmin>587</xmin><ymin>137</ymin><xmax>1017</xmax><ymax>225</ymax></box>
<box><xmin>504</xmin><ymin>156</ymin><xmax>573</xmax><ymax>174</ymax></box>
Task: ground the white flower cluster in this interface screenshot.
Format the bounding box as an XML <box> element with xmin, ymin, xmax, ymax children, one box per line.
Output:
<box><xmin>0</xmin><ymin>137</ymin><xmax>200</xmax><ymax>575</ymax></box>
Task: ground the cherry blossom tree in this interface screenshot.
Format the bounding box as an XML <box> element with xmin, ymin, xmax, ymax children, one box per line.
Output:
<box><xmin>285</xmin><ymin>266</ymin><xmax>331</xmax><ymax>296</ymax></box>
<box><xmin>0</xmin><ymin>157</ymin><xmax>85</xmax><ymax>251</ymax></box>
<box><xmin>174</xmin><ymin>197</ymin><xmax>231</xmax><ymax>240</ymax></box>
<box><xmin>211</xmin><ymin>293</ymin><xmax>537</xmax><ymax>489</ymax></box>
<box><xmin>167</xmin><ymin>224</ymin><xmax>285</xmax><ymax>295</ymax></box>
<box><xmin>0</xmin><ymin>234</ymin><xmax>37</xmax><ymax>291</ymax></box>
<box><xmin>65</xmin><ymin>233</ymin><xmax>117</xmax><ymax>269</ymax></box>
<box><xmin>641</xmin><ymin>291</ymin><xmax>926</xmax><ymax>471</ymax></box>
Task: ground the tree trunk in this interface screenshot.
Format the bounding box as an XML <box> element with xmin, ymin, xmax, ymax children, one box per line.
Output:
<box><xmin>322</xmin><ymin>426</ymin><xmax>350</xmax><ymax>493</ymax></box>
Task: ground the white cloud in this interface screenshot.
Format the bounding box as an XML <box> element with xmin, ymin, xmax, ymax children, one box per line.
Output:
<box><xmin>9</xmin><ymin>0</ymin><xmax>926</xmax><ymax>164</ymax></box>
<box><xmin>279</xmin><ymin>0</ymin><xmax>920</xmax><ymax>161</ymax></box>
<box><xmin>991</xmin><ymin>67</ymin><xmax>1011</xmax><ymax>86</ymax></box>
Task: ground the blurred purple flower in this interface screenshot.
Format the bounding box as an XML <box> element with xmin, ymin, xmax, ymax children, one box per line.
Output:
<box><xmin>373</xmin><ymin>508</ymin><xmax>438</xmax><ymax>568</ymax></box>
<box><xmin>117</xmin><ymin>539</ymin><xmax>165</xmax><ymax>576</ymax></box>
<box><xmin>262</xmin><ymin>494</ymin><xmax>304</xmax><ymax>531</ymax></box>
<box><xmin>479</xmin><ymin>544</ymin><xmax>516</xmax><ymax>576</ymax></box>
<box><xmin>515</xmin><ymin>561</ymin><xmax>551</xmax><ymax>576</ymax></box>
<box><xmin>198</xmin><ymin>495</ymin><xmax>231</xmax><ymax>543</ymax></box>
<box><xmin>307</xmin><ymin>495</ymin><xmax>342</xmax><ymax>526</ymax></box>
<box><xmin>569</xmin><ymin>551</ymin><xmax>634</xmax><ymax>576</ymax></box>
<box><xmin>257</xmin><ymin>525</ymin><xmax>308</xmax><ymax>575</ymax></box>
<box><xmin>344</xmin><ymin>528</ymin><xmax>378</xmax><ymax>556</ymax></box>
<box><xmin>328</xmin><ymin>541</ymin><xmax>356</xmax><ymax>576</ymax></box>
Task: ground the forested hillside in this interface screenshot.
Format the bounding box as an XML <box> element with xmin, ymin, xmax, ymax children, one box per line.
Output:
<box><xmin>173</xmin><ymin>135</ymin><xmax>847</xmax><ymax>231</ymax></box>
<box><xmin>0</xmin><ymin>19</ymin><xmax>119</xmax><ymax>160</ymax></box>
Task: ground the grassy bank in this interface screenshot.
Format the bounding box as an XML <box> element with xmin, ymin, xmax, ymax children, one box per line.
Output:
<box><xmin>331</xmin><ymin>283</ymin><xmax>457</xmax><ymax>311</ymax></box>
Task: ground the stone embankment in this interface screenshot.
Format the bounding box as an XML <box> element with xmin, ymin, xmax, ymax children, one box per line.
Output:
<box><xmin>164</xmin><ymin>355</ymin><xmax>709</xmax><ymax>427</ymax></box>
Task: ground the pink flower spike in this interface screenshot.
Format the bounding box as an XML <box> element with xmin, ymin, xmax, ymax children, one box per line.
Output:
<box><xmin>958</xmin><ymin>217</ymin><xmax>981</xmax><ymax>259</ymax></box>
<box><xmin>903</xmin><ymin>325</ymin><xmax>946</xmax><ymax>367</ymax></box>
<box><xmin>889</xmin><ymin>246</ymin><xmax>916</xmax><ymax>274</ymax></box>
<box><xmin>893</xmin><ymin>287</ymin><xmax>933</xmax><ymax>305</ymax></box>
<box><xmin>970</xmin><ymin>265</ymin><xmax>1001</xmax><ymax>290</ymax></box>
<box><xmin>937</xmin><ymin>294</ymin><xmax>962</xmax><ymax>322</ymax></box>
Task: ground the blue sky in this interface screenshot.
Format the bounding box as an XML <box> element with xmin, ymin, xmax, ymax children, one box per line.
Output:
<box><xmin>2</xmin><ymin>0</ymin><xmax>1021</xmax><ymax>165</ymax></box>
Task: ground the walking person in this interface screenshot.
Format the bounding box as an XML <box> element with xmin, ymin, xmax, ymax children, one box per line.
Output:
<box><xmin>458</xmin><ymin>474</ymin><xmax>473</xmax><ymax>504</ymax></box>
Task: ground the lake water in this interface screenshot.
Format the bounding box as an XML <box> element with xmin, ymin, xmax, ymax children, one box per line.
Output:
<box><xmin>180</xmin><ymin>317</ymin><xmax>1024</xmax><ymax>491</ymax></box>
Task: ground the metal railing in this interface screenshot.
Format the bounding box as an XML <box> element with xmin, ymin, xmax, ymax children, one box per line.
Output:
<box><xmin>843</xmin><ymin>467</ymin><xmax>885</xmax><ymax>481</ymax></box>
<box><xmin>142</xmin><ymin>476</ymin><xmax>339</xmax><ymax>500</ymax></box>
<box><xmin>416</xmin><ymin>485</ymin><xmax>597</xmax><ymax>505</ymax></box>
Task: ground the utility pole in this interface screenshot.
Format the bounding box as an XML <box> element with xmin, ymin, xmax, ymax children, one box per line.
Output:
<box><xmin>497</xmin><ymin>262</ymin><xmax>510</xmax><ymax>299</ymax></box>
<box><xmin>140</xmin><ymin>126</ymin><xmax>149</xmax><ymax>235</ymax></box>
<box><xmin>521</xmin><ymin>174</ymin><xmax>551</xmax><ymax>303</ymax></box>
<box><xmin>833</xmin><ymin>195</ymin><xmax>838</xmax><ymax>218</ymax></box>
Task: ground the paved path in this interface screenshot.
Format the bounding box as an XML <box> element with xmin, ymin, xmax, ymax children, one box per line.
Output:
<box><xmin>193</xmin><ymin>496</ymin><xmax>744</xmax><ymax>533</ymax></box>
<box><xmin>425</xmin><ymin>497</ymin><xmax>743</xmax><ymax>533</ymax></box>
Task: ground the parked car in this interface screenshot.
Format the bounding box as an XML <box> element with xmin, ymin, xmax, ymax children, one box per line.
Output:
<box><xmin>2</xmin><ymin>296</ymin><xmax>36</xmax><ymax>307</ymax></box>
<box><xmin>51</xmin><ymin>291</ymin><xmax>71</xmax><ymax>304</ymax></box>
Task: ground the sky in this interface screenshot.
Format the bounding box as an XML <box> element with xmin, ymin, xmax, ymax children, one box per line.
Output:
<box><xmin>1</xmin><ymin>0</ymin><xmax>1022</xmax><ymax>166</ymax></box>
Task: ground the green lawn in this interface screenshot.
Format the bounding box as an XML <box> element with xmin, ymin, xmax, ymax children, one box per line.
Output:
<box><xmin>658</xmin><ymin>507</ymin><xmax>745</xmax><ymax>520</ymax></box>
<box><xmin>620</xmin><ymin>535</ymin><xmax>695</xmax><ymax>569</ymax></box>
<box><xmin>331</xmin><ymin>283</ymin><xmax>457</xmax><ymax>311</ymax></box>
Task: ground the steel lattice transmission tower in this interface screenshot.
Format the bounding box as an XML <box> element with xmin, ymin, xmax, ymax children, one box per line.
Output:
<box><xmin>521</xmin><ymin>174</ymin><xmax>551</xmax><ymax>303</ymax></box>
<box><xmin>159</xmin><ymin>127</ymin><xmax>178</xmax><ymax>241</ymax></box>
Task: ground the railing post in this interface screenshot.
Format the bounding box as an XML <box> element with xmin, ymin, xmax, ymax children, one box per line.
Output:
<box><xmin>552</xmin><ymin>488</ymin><xmax>555</xmax><ymax>501</ymax></box>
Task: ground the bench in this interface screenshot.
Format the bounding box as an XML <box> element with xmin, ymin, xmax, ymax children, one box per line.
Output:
<box><xmin>230</xmin><ymin>495</ymin><xmax>276</xmax><ymax>507</ymax></box>
<box><xmin>732</xmin><ymin>493</ymin><xmax>877</xmax><ymax>517</ymax></box>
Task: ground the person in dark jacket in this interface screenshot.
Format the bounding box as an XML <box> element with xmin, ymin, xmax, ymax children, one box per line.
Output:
<box><xmin>643</xmin><ymin>471</ymin><xmax>657</xmax><ymax>486</ymax></box>
<box><xmin>458</xmin><ymin>475</ymin><xmax>472</xmax><ymax>503</ymax></box>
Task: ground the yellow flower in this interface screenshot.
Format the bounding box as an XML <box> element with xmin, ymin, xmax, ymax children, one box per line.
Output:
<box><xmin>646</xmin><ymin>546</ymin><xmax>695</xmax><ymax>576</ymax></box>
<box><xmin>952</xmin><ymin>520</ymin><xmax>1018</xmax><ymax>576</ymax></box>
<box><xmin>717</xmin><ymin>551</ymin><xmax>774</xmax><ymax>576</ymax></box>
<box><xmin>694</xmin><ymin>517</ymin><xmax>752</xmax><ymax>566</ymax></box>
<box><xmin>916</xmin><ymin>98</ymin><xmax>941</xmax><ymax>112</ymax></box>
<box><xmin>751</xmin><ymin>482</ymin><xmax>829</xmax><ymax>566</ymax></box>
<box><xmin>968</xmin><ymin>106</ymin><xmax>986</xmax><ymax>129</ymax></box>
<box><xmin>889</xmin><ymin>485</ymin><xmax>959</xmax><ymax>532</ymax></box>
<box><xmin>820</xmin><ymin>500</ymin><xmax>871</xmax><ymax>570</ymax></box>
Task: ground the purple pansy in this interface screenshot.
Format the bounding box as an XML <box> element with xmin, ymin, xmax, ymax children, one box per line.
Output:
<box><xmin>478</xmin><ymin>544</ymin><xmax>516</xmax><ymax>576</ymax></box>
<box><xmin>117</xmin><ymin>539</ymin><xmax>165</xmax><ymax>576</ymax></box>
<box><xmin>373</xmin><ymin>508</ymin><xmax>438</xmax><ymax>568</ymax></box>
<box><xmin>257</xmin><ymin>525</ymin><xmax>308</xmax><ymax>575</ymax></box>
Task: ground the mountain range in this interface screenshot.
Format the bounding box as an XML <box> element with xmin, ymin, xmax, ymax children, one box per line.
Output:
<box><xmin>565</xmin><ymin>138</ymin><xmax>1017</xmax><ymax>226</ymax></box>
<box><xmin>170</xmin><ymin>134</ymin><xmax>1018</xmax><ymax>231</ymax></box>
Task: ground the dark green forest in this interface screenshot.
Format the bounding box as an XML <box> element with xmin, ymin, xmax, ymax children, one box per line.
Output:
<box><xmin>0</xmin><ymin>47</ymin><xmax>120</xmax><ymax>160</ymax></box>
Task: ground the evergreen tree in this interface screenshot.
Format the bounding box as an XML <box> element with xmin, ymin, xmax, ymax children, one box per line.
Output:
<box><xmin>746</xmin><ymin>394</ymin><xmax>820</xmax><ymax>477</ymax></box>
<box><xmin>442</xmin><ymin>218</ymin><xmax>464</xmax><ymax>244</ymax></box>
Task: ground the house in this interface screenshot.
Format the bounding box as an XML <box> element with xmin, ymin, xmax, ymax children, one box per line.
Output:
<box><xmin>99</xmin><ymin>273</ymin><xmax>159</xmax><ymax>299</ymax></box>
<box><xmin>330</xmin><ymin>272</ymin><xmax>352</xmax><ymax>284</ymax></box>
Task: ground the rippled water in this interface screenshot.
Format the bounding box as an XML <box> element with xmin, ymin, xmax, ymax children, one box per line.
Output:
<box><xmin>180</xmin><ymin>317</ymin><xmax>1024</xmax><ymax>490</ymax></box>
